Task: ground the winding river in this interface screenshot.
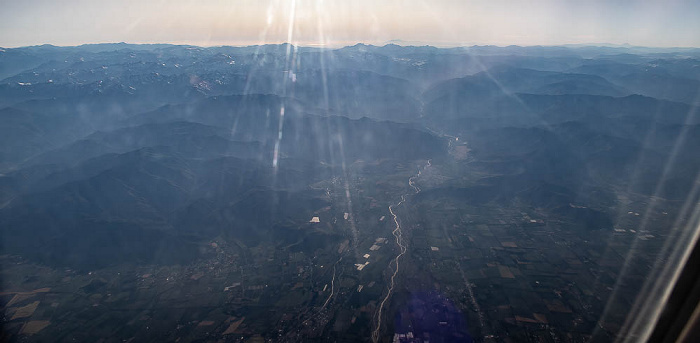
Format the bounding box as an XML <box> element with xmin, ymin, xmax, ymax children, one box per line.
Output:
<box><xmin>372</xmin><ymin>160</ymin><xmax>431</xmax><ymax>342</ymax></box>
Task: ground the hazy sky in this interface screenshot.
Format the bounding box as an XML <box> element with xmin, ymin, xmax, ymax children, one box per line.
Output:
<box><xmin>1</xmin><ymin>0</ymin><xmax>699</xmax><ymax>48</ymax></box>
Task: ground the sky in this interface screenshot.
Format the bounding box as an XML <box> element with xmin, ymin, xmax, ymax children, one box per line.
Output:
<box><xmin>1</xmin><ymin>0</ymin><xmax>699</xmax><ymax>48</ymax></box>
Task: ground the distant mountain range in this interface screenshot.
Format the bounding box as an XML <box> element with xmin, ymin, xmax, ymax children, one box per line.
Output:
<box><xmin>1</xmin><ymin>42</ymin><xmax>698</xmax><ymax>270</ymax></box>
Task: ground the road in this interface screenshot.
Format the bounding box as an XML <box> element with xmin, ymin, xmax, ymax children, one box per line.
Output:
<box><xmin>321</xmin><ymin>256</ymin><xmax>342</xmax><ymax>309</ymax></box>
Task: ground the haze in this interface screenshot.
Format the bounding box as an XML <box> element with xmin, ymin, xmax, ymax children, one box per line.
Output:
<box><xmin>1</xmin><ymin>0</ymin><xmax>700</xmax><ymax>48</ymax></box>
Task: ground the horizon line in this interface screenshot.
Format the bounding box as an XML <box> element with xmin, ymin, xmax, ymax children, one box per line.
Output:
<box><xmin>3</xmin><ymin>41</ymin><xmax>700</xmax><ymax>51</ymax></box>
